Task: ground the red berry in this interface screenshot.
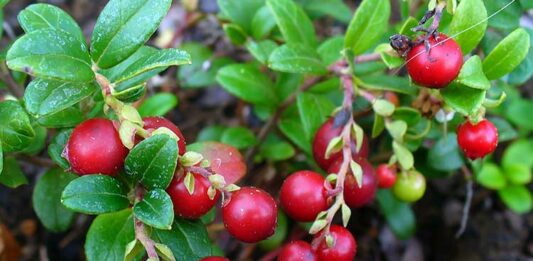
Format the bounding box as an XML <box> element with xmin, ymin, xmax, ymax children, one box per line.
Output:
<box><xmin>65</xmin><ymin>118</ymin><xmax>128</xmax><ymax>176</ymax></box>
<box><xmin>166</xmin><ymin>172</ymin><xmax>219</xmax><ymax>219</ymax></box>
<box><xmin>313</xmin><ymin>118</ymin><xmax>369</xmax><ymax>171</ymax></box>
<box><xmin>406</xmin><ymin>33</ymin><xmax>463</xmax><ymax>89</ymax></box>
<box><xmin>457</xmin><ymin>119</ymin><xmax>498</xmax><ymax>159</ymax></box>
<box><xmin>200</xmin><ymin>257</ymin><xmax>230</xmax><ymax>261</ymax></box>
<box><xmin>142</xmin><ymin>117</ymin><xmax>186</xmax><ymax>155</ymax></box>
<box><xmin>222</xmin><ymin>187</ymin><xmax>277</xmax><ymax>243</ymax></box>
<box><xmin>278</xmin><ymin>240</ymin><xmax>318</xmax><ymax>261</ymax></box>
<box><xmin>280</xmin><ymin>171</ymin><xmax>329</xmax><ymax>222</ymax></box>
<box><xmin>328</xmin><ymin>157</ymin><xmax>377</xmax><ymax>208</ymax></box>
<box><xmin>314</xmin><ymin>225</ymin><xmax>357</xmax><ymax>261</ymax></box>
<box><xmin>384</xmin><ymin>91</ymin><xmax>400</xmax><ymax>107</ymax></box>
<box><xmin>376</xmin><ymin>164</ymin><xmax>397</xmax><ymax>188</ymax></box>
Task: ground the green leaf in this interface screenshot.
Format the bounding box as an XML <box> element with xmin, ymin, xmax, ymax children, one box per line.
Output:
<box><xmin>503</xmin><ymin>164</ymin><xmax>531</xmax><ymax>185</ymax></box>
<box><xmin>399</xmin><ymin>17</ymin><xmax>418</xmax><ymax>37</ymax></box>
<box><xmin>488</xmin><ymin>117</ymin><xmax>517</xmax><ymax>142</ymax></box>
<box><xmin>149</xmin><ymin>218</ymin><xmax>211</xmax><ymax>261</ymax></box>
<box><xmin>317</xmin><ymin>36</ymin><xmax>344</xmax><ymax>66</ymax></box>
<box><xmin>268</xmin><ymin>44</ymin><xmax>326</xmax><ymax>74</ymax></box>
<box><xmin>138</xmin><ymin>93</ymin><xmax>178</xmax><ymax>117</ymax></box>
<box><xmin>125</xmin><ymin>134</ymin><xmax>178</xmax><ymax>190</ymax></box>
<box><xmin>0</xmin><ymin>100</ymin><xmax>35</xmax><ymax>152</ymax></box>
<box><xmin>24</xmin><ymin>78</ymin><xmax>97</xmax><ymax>117</ymax></box>
<box><xmin>485</xmin><ymin>0</ymin><xmax>522</xmax><ymax>31</ymax></box>
<box><xmin>357</xmin><ymin>75</ymin><xmax>417</xmax><ymax>95</ymax></box>
<box><xmin>373</xmin><ymin>99</ymin><xmax>395</xmax><ymax>117</ymax></box>
<box><xmin>483</xmin><ymin>28</ymin><xmax>530</xmax><ymax>80</ymax></box>
<box><xmin>17</xmin><ymin>4</ymin><xmax>85</xmax><ymax>43</ymax></box>
<box><xmin>448</xmin><ymin>0</ymin><xmax>487</xmax><ymax>54</ymax></box>
<box><xmin>220</xmin><ymin>127</ymin><xmax>257</xmax><ymax>149</ymax></box>
<box><xmin>393</xmin><ymin>107</ymin><xmax>421</xmax><ymax>126</ymax></box>
<box><xmin>344</xmin><ymin>0</ymin><xmax>390</xmax><ymax>54</ymax></box>
<box><xmin>0</xmin><ymin>157</ymin><xmax>28</xmax><ymax>188</ymax></box>
<box><xmin>259</xmin><ymin>141</ymin><xmax>295</xmax><ymax>161</ymax></box>
<box><xmin>217</xmin><ymin>0</ymin><xmax>263</xmax><ymax>34</ymax></box>
<box><xmin>133</xmin><ymin>189</ymin><xmax>174</xmax><ymax>230</ymax></box>
<box><xmin>216</xmin><ymin>64</ymin><xmax>278</xmax><ymax>106</ymax></box>
<box><xmin>251</xmin><ymin>6</ymin><xmax>276</xmax><ymax>39</ymax></box>
<box><xmin>498</xmin><ymin>185</ymin><xmax>532</xmax><ymax>214</ymax></box>
<box><xmin>372</xmin><ymin>114</ymin><xmax>385</xmax><ymax>138</ymax></box>
<box><xmin>427</xmin><ymin>134</ymin><xmax>464</xmax><ymax>172</ymax></box>
<box><xmin>279</xmin><ymin>113</ymin><xmax>312</xmax><ymax>154</ymax></box>
<box><xmin>90</xmin><ymin>0</ymin><xmax>172</xmax><ymax>69</ymax></box>
<box><xmin>266</xmin><ymin>0</ymin><xmax>317</xmax><ymax>47</ymax></box>
<box><xmin>85</xmin><ymin>209</ymin><xmax>135</xmax><ymax>261</ymax></box>
<box><xmin>36</xmin><ymin>105</ymin><xmax>84</xmax><ymax>128</ymax></box>
<box><xmin>7</xmin><ymin>29</ymin><xmax>93</xmax><ymax>82</ymax></box>
<box><xmin>246</xmin><ymin>40</ymin><xmax>277</xmax><ymax>64</ymax></box>
<box><xmin>297</xmin><ymin>92</ymin><xmax>335</xmax><ymax>141</ymax></box>
<box><xmin>298</xmin><ymin>0</ymin><xmax>352</xmax><ymax>23</ymax></box>
<box><xmin>113</xmin><ymin>84</ymin><xmax>145</xmax><ymax>103</ymax></box>
<box><xmin>393</xmin><ymin>141</ymin><xmax>413</xmax><ymax>170</ymax></box>
<box><xmin>441</xmin><ymin>82</ymin><xmax>486</xmax><ymax>115</ymax></box>
<box><xmin>376</xmin><ymin>189</ymin><xmax>415</xmax><ymax>240</ymax></box>
<box><xmin>502</xmin><ymin>139</ymin><xmax>533</xmax><ymax>169</ymax></box>
<box><xmin>21</xmin><ymin>125</ymin><xmax>47</xmax><ymax>155</ymax></box>
<box><xmin>33</xmin><ymin>169</ymin><xmax>77</xmax><ymax>232</ymax></box>
<box><xmin>505</xmin><ymin>99</ymin><xmax>533</xmax><ymax>130</ymax></box>
<box><xmin>223</xmin><ymin>23</ymin><xmax>247</xmax><ymax>45</ymax></box>
<box><xmin>197</xmin><ymin>126</ymin><xmax>226</xmax><ymax>142</ymax></box>
<box><xmin>0</xmin><ymin>0</ymin><xmax>9</xmax><ymax>9</ymax></box>
<box><xmin>0</xmin><ymin>144</ymin><xmax>2</xmax><ymax>174</ymax></box>
<box><xmin>508</xmin><ymin>29</ymin><xmax>533</xmax><ymax>85</ymax></box>
<box><xmin>62</xmin><ymin>175</ymin><xmax>130</xmax><ymax>215</ymax></box>
<box><xmin>476</xmin><ymin>163</ymin><xmax>506</xmax><ymax>189</ymax></box>
<box><xmin>456</xmin><ymin>56</ymin><xmax>490</xmax><ymax>90</ymax></box>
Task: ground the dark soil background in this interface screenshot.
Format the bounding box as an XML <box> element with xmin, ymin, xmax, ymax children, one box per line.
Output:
<box><xmin>1</xmin><ymin>0</ymin><xmax>533</xmax><ymax>260</ymax></box>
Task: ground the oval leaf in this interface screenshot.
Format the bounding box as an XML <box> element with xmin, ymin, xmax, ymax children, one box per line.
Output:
<box><xmin>344</xmin><ymin>0</ymin><xmax>391</xmax><ymax>55</ymax></box>
<box><xmin>133</xmin><ymin>189</ymin><xmax>174</xmax><ymax>230</ymax></box>
<box><xmin>61</xmin><ymin>175</ymin><xmax>130</xmax><ymax>214</ymax></box>
<box><xmin>448</xmin><ymin>0</ymin><xmax>487</xmax><ymax>54</ymax></box>
<box><xmin>217</xmin><ymin>0</ymin><xmax>263</xmax><ymax>34</ymax></box>
<box><xmin>0</xmin><ymin>157</ymin><xmax>28</xmax><ymax>188</ymax></box>
<box><xmin>456</xmin><ymin>56</ymin><xmax>490</xmax><ymax>90</ymax></box>
<box><xmin>220</xmin><ymin>127</ymin><xmax>257</xmax><ymax>150</ymax></box>
<box><xmin>483</xmin><ymin>28</ymin><xmax>530</xmax><ymax>80</ymax></box>
<box><xmin>216</xmin><ymin>64</ymin><xmax>278</xmax><ymax>106</ymax></box>
<box><xmin>149</xmin><ymin>218</ymin><xmax>211</xmax><ymax>260</ymax></box>
<box><xmin>268</xmin><ymin>44</ymin><xmax>327</xmax><ymax>75</ymax></box>
<box><xmin>138</xmin><ymin>93</ymin><xmax>178</xmax><ymax>117</ymax></box>
<box><xmin>187</xmin><ymin>142</ymin><xmax>246</xmax><ymax>184</ymax></box>
<box><xmin>498</xmin><ymin>185</ymin><xmax>533</xmax><ymax>214</ymax></box>
<box><xmin>441</xmin><ymin>82</ymin><xmax>486</xmax><ymax>115</ymax></box>
<box><xmin>0</xmin><ymin>101</ymin><xmax>35</xmax><ymax>152</ymax></box>
<box><xmin>85</xmin><ymin>209</ymin><xmax>135</xmax><ymax>261</ymax></box>
<box><xmin>266</xmin><ymin>0</ymin><xmax>317</xmax><ymax>47</ymax></box>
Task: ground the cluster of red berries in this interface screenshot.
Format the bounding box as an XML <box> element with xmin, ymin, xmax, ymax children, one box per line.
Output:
<box><xmin>64</xmin><ymin>117</ymin><xmax>278</xmax><ymax>244</ymax></box>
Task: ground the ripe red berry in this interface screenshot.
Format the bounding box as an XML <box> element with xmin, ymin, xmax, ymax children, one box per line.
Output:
<box><xmin>376</xmin><ymin>164</ymin><xmax>397</xmax><ymax>188</ymax></box>
<box><xmin>328</xmin><ymin>157</ymin><xmax>377</xmax><ymax>208</ymax></box>
<box><xmin>278</xmin><ymin>240</ymin><xmax>318</xmax><ymax>261</ymax></box>
<box><xmin>200</xmin><ymin>257</ymin><xmax>230</xmax><ymax>261</ymax></box>
<box><xmin>314</xmin><ymin>225</ymin><xmax>357</xmax><ymax>261</ymax></box>
<box><xmin>142</xmin><ymin>117</ymin><xmax>186</xmax><ymax>155</ymax></box>
<box><xmin>457</xmin><ymin>119</ymin><xmax>498</xmax><ymax>159</ymax></box>
<box><xmin>222</xmin><ymin>187</ymin><xmax>277</xmax><ymax>243</ymax></box>
<box><xmin>313</xmin><ymin>118</ymin><xmax>369</xmax><ymax>171</ymax></box>
<box><xmin>166</xmin><ymin>172</ymin><xmax>219</xmax><ymax>219</ymax></box>
<box><xmin>65</xmin><ymin>118</ymin><xmax>128</xmax><ymax>176</ymax></box>
<box><xmin>406</xmin><ymin>33</ymin><xmax>463</xmax><ymax>89</ymax></box>
<box><xmin>280</xmin><ymin>171</ymin><xmax>329</xmax><ymax>222</ymax></box>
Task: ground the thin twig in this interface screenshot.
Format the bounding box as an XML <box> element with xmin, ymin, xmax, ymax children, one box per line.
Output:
<box><xmin>17</xmin><ymin>155</ymin><xmax>56</xmax><ymax>168</ymax></box>
<box><xmin>133</xmin><ymin>187</ymin><xmax>159</xmax><ymax>260</ymax></box>
<box><xmin>355</xmin><ymin>53</ymin><xmax>381</xmax><ymax>63</ymax></box>
<box><xmin>456</xmin><ymin>165</ymin><xmax>474</xmax><ymax>238</ymax></box>
<box><xmin>0</xmin><ymin>64</ymin><xmax>24</xmax><ymax>98</ymax></box>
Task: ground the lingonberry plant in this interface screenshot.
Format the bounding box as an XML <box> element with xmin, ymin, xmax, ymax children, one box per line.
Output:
<box><xmin>0</xmin><ymin>0</ymin><xmax>532</xmax><ymax>260</ymax></box>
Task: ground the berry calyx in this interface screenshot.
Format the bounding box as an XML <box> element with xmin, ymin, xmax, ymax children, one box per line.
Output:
<box><xmin>65</xmin><ymin>118</ymin><xmax>128</xmax><ymax>176</ymax></box>
<box><xmin>406</xmin><ymin>33</ymin><xmax>463</xmax><ymax>89</ymax></box>
<box><xmin>142</xmin><ymin>117</ymin><xmax>186</xmax><ymax>155</ymax></box>
<box><xmin>392</xmin><ymin>171</ymin><xmax>426</xmax><ymax>203</ymax></box>
<box><xmin>457</xmin><ymin>119</ymin><xmax>498</xmax><ymax>160</ymax></box>
<box><xmin>376</xmin><ymin>164</ymin><xmax>397</xmax><ymax>188</ymax></box>
<box><xmin>280</xmin><ymin>171</ymin><xmax>329</xmax><ymax>222</ymax></box>
<box><xmin>313</xmin><ymin>118</ymin><xmax>369</xmax><ymax>171</ymax></box>
<box><xmin>328</xmin><ymin>157</ymin><xmax>377</xmax><ymax>208</ymax></box>
<box><xmin>166</xmin><ymin>172</ymin><xmax>219</xmax><ymax>219</ymax></box>
<box><xmin>314</xmin><ymin>225</ymin><xmax>357</xmax><ymax>261</ymax></box>
<box><xmin>278</xmin><ymin>240</ymin><xmax>318</xmax><ymax>261</ymax></box>
<box><xmin>222</xmin><ymin>187</ymin><xmax>277</xmax><ymax>243</ymax></box>
<box><xmin>200</xmin><ymin>257</ymin><xmax>230</xmax><ymax>261</ymax></box>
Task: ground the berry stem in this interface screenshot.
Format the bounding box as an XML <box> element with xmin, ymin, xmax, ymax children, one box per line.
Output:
<box><xmin>456</xmin><ymin>165</ymin><xmax>474</xmax><ymax>238</ymax></box>
<box><xmin>0</xmin><ymin>63</ymin><xmax>24</xmax><ymax>98</ymax></box>
<box><xmin>133</xmin><ymin>186</ymin><xmax>159</xmax><ymax>260</ymax></box>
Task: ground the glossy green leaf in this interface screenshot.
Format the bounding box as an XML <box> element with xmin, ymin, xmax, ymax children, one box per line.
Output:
<box><xmin>113</xmin><ymin>84</ymin><xmax>145</xmax><ymax>103</ymax></box>
<box><xmin>502</xmin><ymin>140</ymin><xmax>533</xmax><ymax>169</ymax></box>
<box><xmin>0</xmin><ymin>157</ymin><xmax>28</xmax><ymax>188</ymax></box>
<box><xmin>393</xmin><ymin>141</ymin><xmax>413</xmax><ymax>170</ymax></box>
<box><xmin>503</xmin><ymin>164</ymin><xmax>532</xmax><ymax>185</ymax></box>
<box><xmin>125</xmin><ymin>134</ymin><xmax>179</xmax><ymax>190</ymax></box>
<box><xmin>223</xmin><ymin>23</ymin><xmax>247</xmax><ymax>45</ymax></box>
<box><xmin>138</xmin><ymin>93</ymin><xmax>178</xmax><ymax>117</ymax></box>
<box><xmin>448</xmin><ymin>0</ymin><xmax>487</xmax><ymax>54</ymax></box>
<box><xmin>18</xmin><ymin>3</ymin><xmax>85</xmax><ymax>42</ymax></box>
<box><xmin>399</xmin><ymin>17</ymin><xmax>418</xmax><ymax>37</ymax></box>
<box><xmin>344</xmin><ymin>0</ymin><xmax>390</xmax><ymax>54</ymax></box>
<box><xmin>7</xmin><ymin>29</ymin><xmax>94</xmax><ymax>82</ymax></box>
<box><xmin>299</xmin><ymin>0</ymin><xmax>352</xmax><ymax>23</ymax></box>
<box><xmin>197</xmin><ymin>126</ymin><xmax>226</xmax><ymax>142</ymax></box>
<box><xmin>149</xmin><ymin>218</ymin><xmax>211</xmax><ymax>260</ymax></box>
<box><xmin>268</xmin><ymin>44</ymin><xmax>326</xmax><ymax>75</ymax></box>
<box><xmin>441</xmin><ymin>82</ymin><xmax>485</xmax><ymax>115</ymax></box>
<box><xmin>476</xmin><ymin>163</ymin><xmax>506</xmax><ymax>189</ymax></box>
<box><xmin>24</xmin><ymin>78</ymin><xmax>97</xmax><ymax>117</ymax></box>
<box><xmin>21</xmin><ymin>125</ymin><xmax>47</xmax><ymax>155</ymax></box>
<box><xmin>498</xmin><ymin>185</ymin><xmax>532</xmax><ymax>214</ymax></box>
<box><xmin>393</xmin><ymin>107</ymin><xmax>421</xmax><ymax>126</ymax></box>
<box><xmin>427</xmin><ymin>134</ymin><xmax>463</xmax><ymax>172</ymax></box>
<box><xmin>251</xmin><ymin>6</ymin><xmax>276</xmax><ymax>39</ymax></box>
<box><xmin>91</xmin><ymin>0</ymin><xmax>172</xmax><ymax>68</ymax></box>
<box><xmin>177</xmin><ymin>44</ymin><xmax>234</xmax><ymax>89</ymax></box>
<box><xmin>33</xmin><ymin>169</ymin><xmax>77</xmax><ymax>232</ymax></box>
<box><xmin>456</xmin><ymin>56</ymin><xmax>490</xmax><ymax>90</ymax></box>
<box><xmin>505</xmin><ymin>99</ymin><xmax>533</xmax><ymax>130</ymax></box>
<box><xmin>62</xmin><ymin>175</ymin><xmax>130</xmax><ymax>215</ymax></box>
<box><xmin>357</xmin><ymin>75</ymin><xmax>417</xmax><ymax>95</ymax></box>
<box><xmin>36</xmin><ymin>105</ymin><xmax>84</xmax><ymax>128</ymax></box>
<box><xmin>220</xmin><ymin>127</ymin><xmax>257</xmax><ymax>149</ymax></box>
<box><xmin>376</xmin><ymin>189</ymin><xmax>415</xmax><ymax>240</ymax></box>
<box><xmin>85</xmin><ymin>209</ymin><xmax>135</xmax><ymax>261</ymax></box>
<box><xmin>0</xmin><ymin>100</ymin><xmax>35</xmax><ymax>152</ymax></box>
<box><xmin>488</xmin><ymin>117</ymin><xmax>517</xmax><ymax>142</ymax></box>
<box><xmin>279</xmin><ymin>113</ymin><xmax>312</xmax><ymax>154</ymax></box>
<box><xmin>317</xmin><ymin>36</ymin><xmax>344</xmax><ymax>66</ymax></box>
<box><xmin>216</xmin><ymin>64</ymin><xmax>278</xmax><ymax>106</ymax></box>
<box><xmin>266</xmin><ymin>0</ymin><xmax>317</xmax><ymax>47</ymax></box>
<box><xmin>483</xmin><ymin>28</ymin><xmax>530</xmax><ymax>80</ymax></box>
<box><xmin>259</xmin><ymin>141</ymin><xmax>295</xmax><ymax>161</ymax></box>
<box><xmin>48</xmin><ymin>129</ymin><xmax>72</xmax><ymax>170</ymax></box>
<box><xmin>246</xmin><ymin>40</ymin><xmax>277</xmax><ymax>64</ymax></box>
<box><xmin>485</xmin><ymin>0</ymin><xmax>521</xmax><ymax>31</ymax></box>
<box><xmin>217</xmin><ymin>0</ymin><xmax>263</xmax><ymax>33</ymax></box>
<box><xmin>133</xmin><ymin>189</ymin><xmax>174</xmax><ymax>230</ymax></box>
<box><xmin>297</xmin><ymin>92</ymin><xmax>335</xmax><ymax>141</ymax></box>
<box><xmin>508</xmin><ymin>29</ymin><xmax>533</xmax><ymax>85</ymax></box>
